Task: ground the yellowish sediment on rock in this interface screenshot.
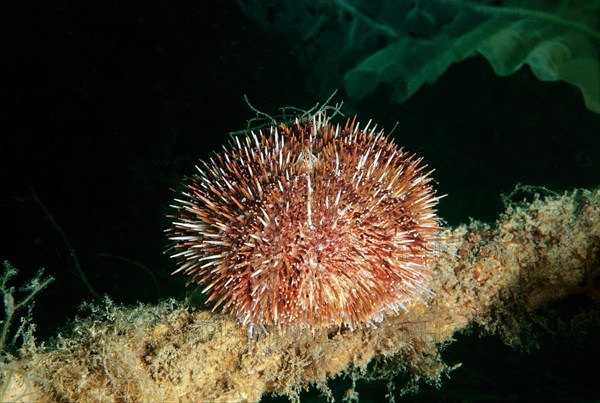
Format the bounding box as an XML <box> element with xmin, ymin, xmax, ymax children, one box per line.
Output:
<box><xmin>2</xmin><ymin>187</ymin><xmax>599</xmax><ymax>402</ymax></box>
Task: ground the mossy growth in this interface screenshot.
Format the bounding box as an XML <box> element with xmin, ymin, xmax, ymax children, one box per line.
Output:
<box><xmin>1</xmin><ymin>187</ymin><xmax>599</xmax><ymax>401</ymax></box>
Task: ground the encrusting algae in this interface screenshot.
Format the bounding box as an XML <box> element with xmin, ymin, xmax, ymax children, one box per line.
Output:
<box><xmin>1</xmin><ymin>186</ymin><xmax>598</xmax><ymax>402</ymax></box>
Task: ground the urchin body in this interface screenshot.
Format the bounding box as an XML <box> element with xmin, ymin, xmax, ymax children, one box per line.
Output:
<box><xmin>169</xmin><ymin>114</ymin><xmax>441</xmax><ymax>330</ymax></box>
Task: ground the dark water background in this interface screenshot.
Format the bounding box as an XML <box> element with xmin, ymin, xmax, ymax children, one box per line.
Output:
<box><xmin>1</xmin><ymin>0</ymin><xmax>599</xmax><ymax>401</ymax></box>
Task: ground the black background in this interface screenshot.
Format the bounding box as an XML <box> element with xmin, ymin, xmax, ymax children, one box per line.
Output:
<box><xmin>1</xmin><ymin>0</ymin><xmax>599</xmax><ymax>401</ymax></box>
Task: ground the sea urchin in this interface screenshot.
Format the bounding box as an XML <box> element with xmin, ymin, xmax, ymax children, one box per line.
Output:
<box><xmin>168</xmin><ymin>113</ymin><xmax>442</xmax><ymax>331</ymax></box>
